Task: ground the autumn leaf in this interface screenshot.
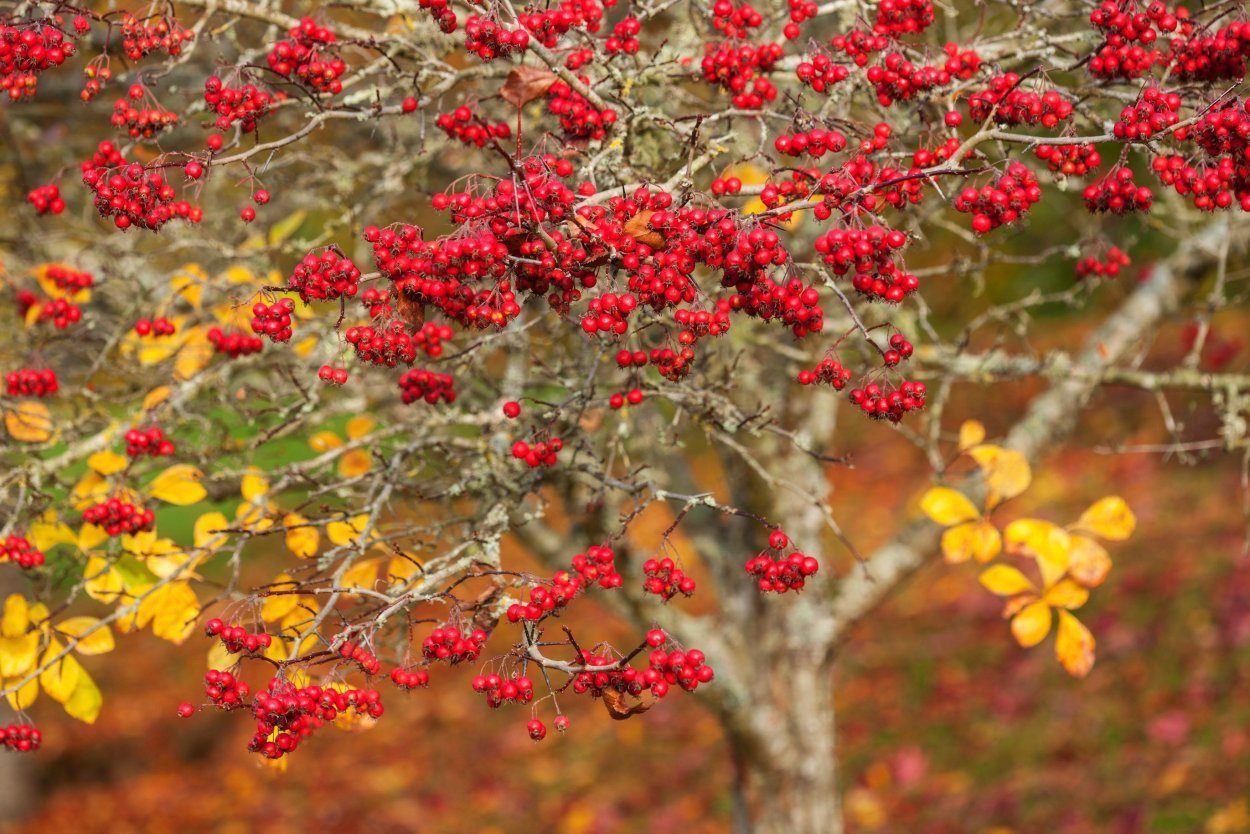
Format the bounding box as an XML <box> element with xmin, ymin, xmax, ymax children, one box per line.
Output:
<box><xmin>56</xmin><ymin>617</ymin><xmax>114</xmax><ymax>655</ymax></box>
<box><xmin>136</xmin><ymin>581</ymin><xmax>200</xmax><ymax>644</ymax></box>
<box><xmin>1009</xmin><ymin>599</ymin><xmax>1053</xmax><ymax>647</ymax></box>
<box><xmin>284</xmin><ymin>514</ymin><xmax>320</xmax><ymax>558</ymax></box>
<box><xmin>87</xmin><ymin>450</ymin><xmax>129</xmax><ymax>476</ymax></box>
<box><xmin>4</xmin><ymin>676</ymin><xmax>38</xmax><ymax>710</ymax></box>
<box><xmin>338</xmin><ymin>449</ymin><xmax>373</xmax><ymax>477</ymax></box>
<box><xmin>83</xmin><ymin>555</ymin><xmax>126</xmax><ymax>604</ymax></box>
<box><xmin>39</xmin><ymin>641</ymin><xmax>82</xmax><ymax>703</ymax></box>
<box><xmin>968</xmin><ymin>445</ymin><xmax>1031</xmax><ymax>508</ymax></box>
<box><xmin>346</xmin><ymin>415</ymin><xmax>375</xmax><ymax>439</ymax></box>
<box><xmin>1004</xmin><ymin>518</ymin><xmax>1071</xmax><ymax>588</ymax></box>
<box><xmin>500</xmin><ymin>65</ymin><xmax>558</xmax><ymax>107</ymax></box>
<box><xmin>940</xmin><ymin>520</ymin><xmax>1002</xmax><ymax>564</ymax></box>
<box><xmin>1068</xmin><ymin>534</ymin><xmax>1112</xmax><ymax>588</ymax></box>
<box><xmin>327</xmin><ymin>514</ymin><xmax>373</xmax><ymax>547</ymax></box>
<box><xmin>1072</xmin><ymin>496</ymin><xmax>1136</xmax><ymax>540</ymax></box>
<box><xmin>1055</xmin><ymin>610</ymin><xmax>1096</xmax><ymax>677</ymax></box>
<box><xmin>979</xmin><ymin>564</ymin><xmax>1036</xmax><ymax>596</ymax></box>
<box><xmin>601</xmin><ymin>687</ymin><xmax>656</xmax><ymax>720</ymax></box>
<box><xmin>921</xmin><ymin>487</ymin><xmax>980</xmax><ymax>526</ymax></box>
<box><xmin>62</xmin><ymin>668</ymin><xmax>102</xmax><ymax>723</ymax></box>
<box><xmin>193</xmin><ymin>511</ymin><xmax>231</xmax><ymax>551</ymax></box>
<box><xmin>958</xmin><ymin>419</ymin><xmax>986</xmax><ymax>451</ymax></box>
<box><xmin>149</xmin><ymin>464</ymin><xmax>208</xmax><ymax>506</ymax></box>
<box><xmin>309</xmin><ymin>430</ymin><xmax>344</xmax><ymax>453</ymax></box>
<box><xmin>5</xmin><ymin>401</ymin><xmax>53</xmax><ymax>443</ymax></box>
<box><xmin>241</xmin><ymin>470</ymin><xmax>270</xmax><ymax>501</ymax></box>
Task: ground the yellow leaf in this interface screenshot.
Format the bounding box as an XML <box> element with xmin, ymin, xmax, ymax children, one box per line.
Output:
<box><xmin>309</xmin><ymin>431</ymin><xmax>344</xmax><ymax>453</ymax></box>
<box><xmin>268</xmin><ymin>209</ymin><xmax>307</xmax><ymax>245</ymax></box>
<box><xmin>941</xmin><ymin>520</ymin><xmax>1002</xmax><ymax>564</ymax></box>
<box><xmin>327</xmin><ymin>514</ymin><xmax>372</xmax><ymax>547</ymax></box>
<box><xmin>2</xmin><ymin>594</ymin><xmax>29</xmax><ymax>637</ymax></box>
<box><xmin>78</xmin><ymin>523</ymin><xmax>110</xmax><ymax>553</ymax></box>
<box><xmin>1004</xmin><ymin>519</ymin><xmax>1071</xmax><ymax>588</ymax></box>
<box><xmin>345</xmin><ymin>415</ymin><xmax>376</xmax><ymax>440</ymax></box>
<box><xmin>389</xmin><ymin>554</ymin><xmax>423</xmax><ymax>584</ymax></box>
<box><xmin>62</xmin><ymin>667</ymin><xmax>102</xmax><ymax>723</ymax></box>
<box><xmin>137</xmin><ymin>582</ymin><xmax>200</xmax><ymax>644</ymax></box>
<box><xmin>284</xmin><ymin>514</ymin><xmax>319</xmax><ymax>558</ymax></box>
<box><xmin>1055</xmin><ymin>610</ymin><xmax>1095</xmax><ymax>677</ymax></box>
<box><xmin>980</xmin><ymin>564</ymin><xmax>1037</xmax><ymax>596</ymax></box>
<box><xmin>57</xmin><ymin>617</ymin><xmax>114</xmax><ymax>655</ymax></box>
<box><xmin>83</xmin><ymin>556</ymin><xmax>125</xmax><ymax>604</ymax></box>
<box><xmin>235</xmin><ymin>500</ymin><xmax>274</xmax><ymax>533</ymax></box>
<box><xmin>149</xmin><ymin>464</ymin><xmax>208</xmax><ymax>506</ymax></box>
<box><xmin>223</xmin><ymin>266</ymin><xmax>256</xmax><ymax>285</ymax></box>
<box><xmin>241</xmin><ymin>470</ymin><xmax>270</xmax><ymax>501</ymax></box>
<box><xmin>39</xmin><ymin>640</ymin><xmax>82</xmax><ymax>703</ymax></box>
<box><xmin>173</xmin><ymin>327</ymin><xmax>214</xmax><ymax>381</ymax></box>
<box><xmin>338</xmin><ymin>449</ymin><xmax>373</xmax><ymax>478</ymax></box>
<box><xmin>968</xmin><ymin>445</ymin><xmax>1032</xmax><ymax>508</ymax></box>
<box><xmin>137</xmin><ymin>340</ymin><xmax>181</xmax><ymax>365</ymax></box>
<box><xmin>4</xmin><ymin>676</ymin><xmax>38</xmax><ymax>710</ymax></box>
<box><xmin>1043</xmin><ymin>579</ymin><xmax>1090</xmax><ymax>610</ymax></box>
<box><xmin>87</xmin><ymin>450</ymin><xmax>129</xmax><ymax>476</ymax></box>
<box><xmin>170</xmin><ymin>270</ymin><xmax>205</xmax><ymax>308</ymax></box>
<box><xmin>1073</xmin><ymin>496</ymin><xmax>1136</xmax><ymax>541</ymax></box>
<box><xmin>921</xmin><ymin>487</ymin><xmax>980</xmax><ymax>526</ymax></box>
<box><xmin>1069</xmin><ymin>535</ymin><xmax>1112</xmax><ymax>588</ymax></box>
<box><xmin>340</xmin><ymin>558</ymin><xmax>382</xmax><ymax>592</ymax></box>
<box><xmin>29</xmin><ymin>519</ymin><xmax>77</xmax><ymax>552</ymax></box>
<box><xmin>261</xmin><ymin>576</ymin><xmax>300</xmax><ymax>623</ymax></box>
<box><xmin>958</xmin><ymin>420</ymin><xmax>986</xmax><ymax>451</ymax></box>
<box><xmin>194</xmin><ymin>511</ymin><xmax>231</xmax><ymax>551</ymax></box>
<box><xmin>207</xmin><ymin>641</ymin><xmax>242</xmax><ymax>671</ymax></box>
<box><xmin>70</xmin><ymin>471</ymin><xmax>111</xmax><ymax>510</ymax></box>
<box><xmin>143</xmin><ymin>386</ymin><xmax>172</xmax><ymax>411</ymax></box>
<box><xmin>0</xmin><ymin>634</ymin><xmax>38</xmax><ymax>678</ymax></box>
<box><xmin>292</xmin><ymin>336</ymin><xmax>318</xmax><ymax>358</ymax></box>
<box><xmin>1010</xmin><ymin>600</ymin><xmax>1053</xmax><ymax>648</ymax></box>
<box><xmin>5</xmin><ymin>401</ymin><xmax>53</xmax><ymax>443</ymax></box>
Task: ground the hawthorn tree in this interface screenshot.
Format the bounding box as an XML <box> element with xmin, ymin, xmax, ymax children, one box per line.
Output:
<box><xmin>1</xmin><ymin>0</ymin><xmax>1248</xmax><ymax>830</ymax></box>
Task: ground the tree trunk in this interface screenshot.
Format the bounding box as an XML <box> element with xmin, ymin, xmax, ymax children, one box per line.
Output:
<box><xmin>728</xmin><ymin>647</ymin><xmax>839</xmax><ymax>834</ymax></box>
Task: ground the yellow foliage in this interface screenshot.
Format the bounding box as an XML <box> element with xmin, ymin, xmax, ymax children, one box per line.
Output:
<box><xmin>284</xmin><ymin>514</ymin><xmax>320</xmax><ymax>558</ymax></box>
<box><xmin>920</xmin><ymin>487</ymin><xmax>980</xmax><ymax>526</ymax></box>
<box><xmin>967</xmin><ymin>445</ymin><xmax>1031</xmax><ymax>508</ymax></box>
<box><xmin>1072</xmin><ymin>496</ymin><xmax>1136</xmax><ymax>541</ymax></box>
<box><xmin>149</xmin><ymin>464</ymin><xmax>208</xmax><ymax>506</ymax></box>
<box><xmin>56</xmin><ymin>617</ymin><xmax>114</xmax><ymax>655</ymax></box>
<box><xmin>1054</xmin><ymin>610</ymin><xmax>1095</xmax><ymax>677</ymax></box>
<box><xmin>5</xmin><ymin>401</ymin><xmax>53</xmax><ymax>442</ymax></box>
<box><xmin>39</xmin><ymin>641</ymin><xmax>82</xmax><ymax>703</ymax></box>
<box><xmin>62</xmin><ymin>667</ymin><xmax>102</xmax><ymax>723</ymax></box>
<box><xmin>136</xmin><ymin>581</ymin><xmax>200</xmax><ymax>644</ymax></box>
<box><xmin>87</xmin><ymin>450</ymin><xmax>129</xmax><ymax>476</ymax></box>
<box><xmin>940</xmin><ymin>520</ymin><xmax>1001</xmax><ymax>564</ymax></box>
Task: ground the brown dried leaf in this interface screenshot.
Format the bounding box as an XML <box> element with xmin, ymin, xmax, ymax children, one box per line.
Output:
<box><xmin>601</xmin><ymin>687</ymin><xmax>656</xmax><ymax>720</ymax></box>
<box><xmin>500</xmin><ymin>66</ymin><xmax>558</xmax><ymax>108</ymax></box>
<box><xmin>395</xmin><ymin>292</ymin><xmax>425</xmax><ymax>327</ymax></box>
<box><xmin>623</xmin><ymin>210</ymin><xmax>664</xmax><ymax>248</ymax></box>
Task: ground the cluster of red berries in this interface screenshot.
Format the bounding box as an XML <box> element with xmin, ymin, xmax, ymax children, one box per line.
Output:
<box><xmin>615</xmin><ymin>349</ymin><xmax>651</xmax><ymax>369</ymax></box>
<box><xmin>700</xmin><ymin>42</ymin><xmax>781</xmax><ymax>110</ymax></box>
<box><xmin>642</xmin><ymin>557</ymin><xmax>696</xmax><ymax>601</ymax></box>
<box><xmin>967</xmin><ymin>76</ymin><xmax>1073</xmax><ymax>127</ymax></box>
<box><xmin>81</xmin><ymin>141</ymin><xmax>201</xmax><ymax>231</ymax></box>
<box><xmin>605</xmin><ymin>17</ymin><xmax>641</xmax><ymax>54</ymax></box>
<box><xmin>422</xmin><ymin>626</ymin><xmax>488</xmax><ymax>664</ymax></box>
<box><xmin>1168</xmin><ymin>21</ymin><xmax>1250</xmax><ymax>82</ymax></box>
<box><xmin>410</xmin><ymin>323</ymin><xmax>455</xmax><ymax>358</ymax></box>
<box><xmin>1151</xmin><ymin>155</ymin><xmax>1249</xmax><ymax>212</ymax></box>
<box><xmin>204</xmin><ymin>620</ymin><xmax>273</xmax><ymax>654</ymax></box>
<box><xmin>795</xmin><ymin>53</ymin><xmax>851</xmax><ymax>93</ymax></box>
<box><xmin>134</xmin><ymin>317</ymin><xmax>176</xmax><ymax>338</ymax></box>
<box><xmin>867</xmin><ymin>52</ymin><xmax>954</xmax><ymax>107</ymax></box>
<box><xmin>464</xmin><ymin>16</ymin><xmax>530</xmax><ymax>60</ymax></box>
<box><xmin>711</xmin><ymin>0</ymin><xmax>763</xmax><ymax>39</ymax></box>
<box><xmin>37</xmin><ymin>297</ymin><xmax>83</xmax><ymax>329</ymax></box>
<box><xmin>0</xmin><ymin>724</ymin><xmax>41</xmax><ymax>753</ymax></box>
<box><xmin>250</xmin><ymin>298</ymin><xmax>296</xmax><ymax>343</ymax></box>
<box><xmin>1113</xmin><ymin>88</ymin><xmax>1181</xmax><ymax>140</ymax></box>
<box><xmin>882</xmin><ymin>332</ymin><xmax>914</xmax><ymax>365</ymax></box>
<box><xmin>831</xmin><ymin>29</ymin><xmax>889</xmax><ymax>67</ymax></box>
<box><xmin>249</xmin><ymin>678</ymin><xmax>383</xmax><ymax>759</ymax></box>
<box><xmin>0</xmin><ymin>21</ymin><xmax>76</xmax><ymax>101</ymax></box>
<box><xmin>570</xmin><ymin>652</ymin><xmax>647</xmax><ymax>698</ymax></box>
<box><xmin>6</xmin><ymin>369</ymin><xmax>58</xmax><ymax>398</ymax></box>
<box><xmin>111</xmin><ymin>87</ymin><xmax>178</xmax><ymax>139</ymax></box>
<box><xmin>435</xmin><ymin>106</ymin><xmax>512</xmax><ymax>148</ymax></box>
<box><xmin>565</xmin><ymin>47</ymin><xmax>595</xmax><ymax>69</ymax></box>
<box><xmin>472</xmin><ymin>673</ymin><xmax>535</xmax><ymax>708</ymax></box>
<box><xmin>399</xmin><ymin>368</ymin><xmax>457</xmax><ymax>405</ymax></box>
<box><xmin>82</xmin><ymin>498</ymin><xmax>156</xmax><ymax>537</ymax></box>
<box><xmin>1084</xmin><ymin>167</ymin><xmax>1153</xmax><ymax>214</ymax></box>
<box><xmin>47</xmin><ymin>265</ymin><xmax>94</xmax><ymax>295</ymax></box>
<box><xmin>510</xmin><ymin>436</ymin><xmax>562</xmax><ymax>467</ymax></box>
<box><xmin>338</xmin><ymin>641</ymin><xmax>381</xmax><ymax>675</ymax></box>
<box><xmin>1035</xmin><ymin>144</ymin><xmax>1101</xmax><ymax>179</ymax></box>
<box><xmin>608</xmin><ymin>389</ymin><xmax>644</xmax><ymax>409</ymax></box>
<box><xmin>547</xmin><ymin>78</ymin><xmax>617</xmax><ymax>139</ymax></box>
<box><xmin>954</xmin><ymin>162</ymin><xmax>1042</xmax><ymax>234</ymax></box>
<box><xmin>783</xmin><ymin>0</ymin><xmax>819</xmax><ymax>39</ymax></box>
<box><xmin>346</xmin><ymin>322</ymin><xmax>419</xmax><ymax>367</ymax></box>
<box><xmin>208</xmin><ymin>327</ymin><xmax>264</xmax><ymax>358</ymax></box>
<box><xmin>125</xmin><ymin>426</ymin><xmax>175</xmax><ymax>457</ymax></box>
<box><xmin>0</xmin><ymin>535</ymin><xmax>44</xmax><ymax>569</ymax></box>
<box><xmin>119</xmin><ymin>12</ymin><xmax>194</xmax><ymax>60</ymax></box>
<box><xmin>849</xmin><ymin>379</ymin><xmax>927</xmax><ymax>421</ymax></box>
<box><xmin>390</xmin><ymin>667</ymin><xmax>431</xmax><ymax>689</ymax></box>
<box><xmin>815</xmin><ymin>225</ymin><xmax>917</xmax><ymax>302</ymax></box>
<box><xmin>798</xmin><ymin>357</ymin><xmax>853</xmax><ymax>388</ymax></box>
<box><xmin>646</xmin><ymin>646</ymin><xmax>714</xmax><ymax>696</ymax></box>
<box><xmin>773</xmin><ymin>128</ymin><xmax>848</xmax><ymax>158</ymax></box>
<box><xmin>581</xmin><ymin>291</ymin><xmax>637</xmax><ymax>335</ymax></box>
<box><xmin>912</xmin><ymin>136</ymin><xmax>964</xmax><ymax>168</ymax></box>
<box><xmin>27</xmin><ymin>183</ymin><xmax>64</xmax><ymax>215</ymax></box>
<box><xmin>1075</xmin><ymin>246</ymin><xmax>1132</xmax><ymax>279</ymax></box>
<box><xmin>676</xmin><ymin>299</ymin><xmax>733</xmax><ymax>343</ymax></box>
<box><xmin>873</xmin><ymin>0</ymin><xmax>935</xmax><ymax>36</ymax></box>
<box><xmin>518</xmin><ymin>0</ymin><xmax>605</xmax><ymax>48</ymax></box>
<box><xmin>745</xmin><ymin>532</ymin><xmax>819</xmax><ymax>593</ymax></box>
<box><xmin>266</xmin><ymin>17</ymin><xmax>345</xmax><ymax>95</ymax></box>
<box><xmin>204</xmin><ymin>76</ymin><xmax>281</xmax><ymax>132</ymax></box>
<box><xmin>572</xmin><ymin>544</ymin><xmax>622</xmax><ymax>588</ymax></box>
<box><xmin>416</xmin><ymin>0</ymin><xmax>457</xmax><ymax>34</ymax></box>
<box><xmin>317</xmin><ymin>365</ymin><xmax>349</xmax><ymax>385</ymax></box>
<box><xmin>505</xmin><ymin>545</ymin><xmax>621</xmax><ymax>622</ymax></box>
<box><xmin>1087</xmin><ymin>0</ymin><xmax>1184</xmax><ymax>79</ymax></box>
<box><xmin>201</xmin><ymin>669</ymin><xmax>251</xmax><ymax>709</ymax></box>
